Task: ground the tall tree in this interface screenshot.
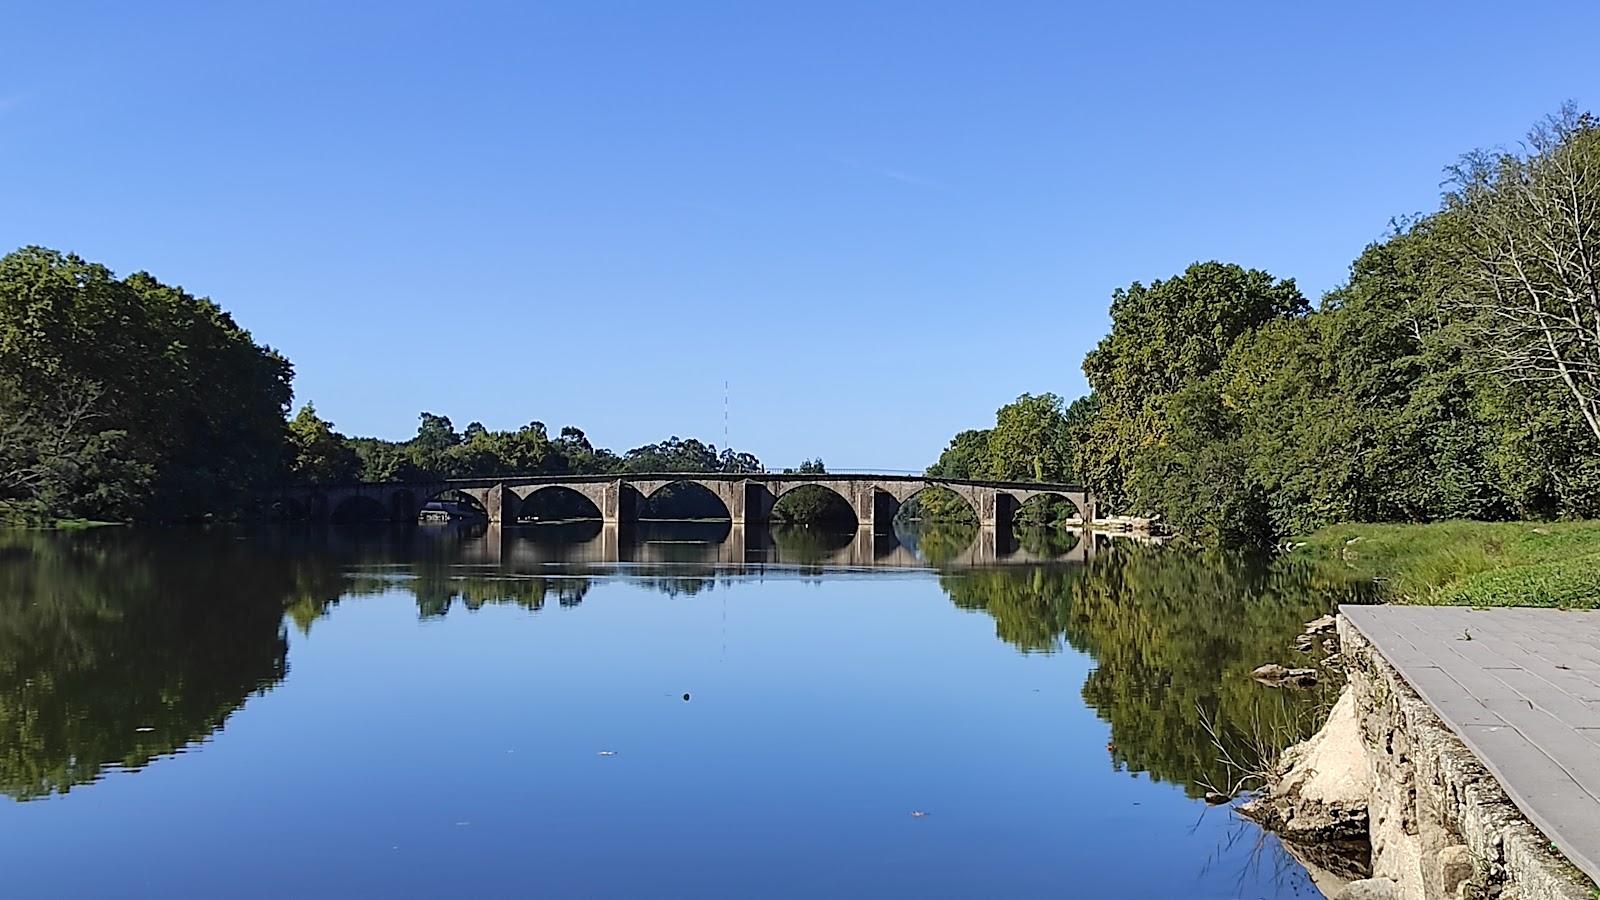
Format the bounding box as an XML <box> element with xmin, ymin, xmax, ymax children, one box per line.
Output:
<box><xmin>1081</xmin><ymin>262</ymin><xmax>1306</xmax><ymax>509</ymax></box>
<box><xmin>0</xmin><ymin>247</ymin><xmax>291</xmax><ymax>520</ymax></box>
<box><xmin>986</xmin><ymin>392</ymin><xmax>1074</xmax><ymax>482</ymax></box>
<box><xmin>1447</xmin><ymin>104</ymin><xmax>1600</xmax><ymax>442</ymax></box>
<box><xmin>286</xmin><ymin>405</ymin><xmax>361</xmax><ymax>485</ymax></box>
<box><xmin>926</xmin><ymin>430</ymin><xmax>992</xmax><ymax>480</ymax></box>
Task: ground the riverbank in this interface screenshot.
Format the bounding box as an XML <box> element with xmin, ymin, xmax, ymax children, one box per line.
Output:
<box><xmin>1300</xmin><ymin>520</ymin><xmax>1600</xmax><ymax>608</ymax></box>
<box><xmin>1246</xmin><ymin>520</ymin><xmax>1600</xmax><ymax>899</ymax></box>
<box><xmin>1250</xmin><ymin>614</ymin><xmax>1598</xmax><ymax>900</ymax></box>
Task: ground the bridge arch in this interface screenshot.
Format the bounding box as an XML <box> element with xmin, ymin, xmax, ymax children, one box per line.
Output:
<box><xmin>417</xmin><ymin>487</ymin><xmax>488</xmax><ymax>522</ymax></box>
<box><xmin>769</xmin><ymin>481</ymin><xmax>858</xmax><ymax>529</ymax></box>
<box><xmin>332</xmin><ymin>494</ymin><xmax>390</xmax><ymax>523</ymax></box>
<box><xmin>516</xmin><ymin>485</ymin><xmax>603</xmax><ymax>522</ymax></box>
<box><xmin>896</xmin><ymin>484</ymin><xmax>980</xmax><ymax>523</ymax></box>
<box><xmin>636</xmin><ymin>479</ymin><xmax>733</xmax><ymax>521</ymax></box>
<box><xmin>1008</xmin><ymin>489</ymin><xmax>1088</xmax><ymax>524</ymax></box>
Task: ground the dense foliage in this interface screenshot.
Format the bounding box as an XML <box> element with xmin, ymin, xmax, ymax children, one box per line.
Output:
<box><xmin>322</xmin><ymin>413</ymin><xmax>763</xmax><ymax>486</ymax></box>
<box><xmin>913</xmin><ymin>394</ymin><xmax>1097</xmax><ymax>525</ymax></box>
<box><xmin>927</xmin><ymin>106</ymin><xmax>1600</xmax><ymax>545</ymax></box>
<box><xmin>0</xmin><ymin>248</ymin><xmax>292</xmax><ymax>521</ymax></box>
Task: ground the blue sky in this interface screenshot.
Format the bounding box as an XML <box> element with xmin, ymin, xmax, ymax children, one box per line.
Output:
<box><xmin>3</xmin><ymin>2</ymin><xmax>1595</xmax><ymax>471</ymax></box>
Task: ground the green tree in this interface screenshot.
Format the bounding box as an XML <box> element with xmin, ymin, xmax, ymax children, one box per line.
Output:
<box><xmin>926</xmin><ymin>430</ymin><xmax>991</xmax><ymax>480</ymax></box>
<box><xmin>620</xmin><ymin>436</ymin><xmax>759</xmax><ymax>474</ymax></box>
<box><xmin>1081</xmin><ymin>262</ymin><xmax>1306</xmax><ymax>510</ymax></box>
<box><xmin>1446</xmin><ymin>104</ymin><xmax>1600</xmax><ymax>442</ymax></box>
<box><xmin>286</xmin><ymin>404</ymin><xmax>361</xmax><ymax>484</ymax></box>
<box><xmin>0</xmin><ymin>247</ymin><xmax>292</xmax><ymax>520</ymax></box>
<box><xmin>986</xmin><ymin>392</ymin><xmax>1074</xmax><ymax>482</ymax></box>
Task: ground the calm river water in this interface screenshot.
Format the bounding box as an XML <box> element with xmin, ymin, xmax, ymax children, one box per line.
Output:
<box><xmin>0</xmin><ymin>523</ymin><xmax>1373</xmax><ymax>898</ymax></box>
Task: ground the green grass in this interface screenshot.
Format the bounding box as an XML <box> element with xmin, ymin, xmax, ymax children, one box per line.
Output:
<box><xmin>1299</xmin><ymin>520</ymin><xmax>1600</xmax><ymax>608</ymax></box>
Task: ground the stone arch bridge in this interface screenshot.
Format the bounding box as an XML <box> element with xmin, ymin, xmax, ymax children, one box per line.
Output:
<box><xmin>271</xmin><ymin>473</ymin><xmax>1097</xmax><ymax>540</ymax></box>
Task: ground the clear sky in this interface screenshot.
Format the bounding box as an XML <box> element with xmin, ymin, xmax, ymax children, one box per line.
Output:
<box><xmin>3</xmin><ymin>2</ymin><xmax>1595</xmax><ymax>471</ymax></box>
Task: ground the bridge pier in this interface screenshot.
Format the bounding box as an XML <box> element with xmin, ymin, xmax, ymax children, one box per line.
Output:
<box><xmin>978</xmin><ymin>489</ymin><xmax>1018</xmax><ymax>549</ymax></box>
<box><xmin>601</xmin><ymin>479</ymin><xmax>628</xmax><ymax>525</ymax></box>
<box><xmin>742</xmin><ymin>480</ymin><xmax>775</xmax><ymax>526</ymax></box>
<box><xmin>872</xmin><ymin>490</ymin><xmax>901</xmax><ymax>533</ymax></box>
<box><xmin>848</xmin><ymin>485</ymin><xmax>874</xmax><ymax>535</ymax></box>
<box><xmin>482</xmin><ymin>483</ymin><xmax>518</xmax><ymax>524</ymax></box>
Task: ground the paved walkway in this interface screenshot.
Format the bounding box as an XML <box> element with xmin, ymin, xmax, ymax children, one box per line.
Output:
<box><xmin>1341</xmin><ymin>605</ymin><xmax>1600</xmax><ymax>884</ymax></box>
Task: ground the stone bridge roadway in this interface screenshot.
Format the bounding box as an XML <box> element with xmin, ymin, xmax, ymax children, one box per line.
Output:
<box><xmin>272</xmin><ymin>472</ymin><xmax>1097</xmax><ymax>541</ymax></box>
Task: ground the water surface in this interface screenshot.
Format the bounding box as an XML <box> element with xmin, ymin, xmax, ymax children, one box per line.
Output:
<box><xmin>0</xmin><ymin>524</ymin><xmax>1371</xmax><ymax>898</ymax></box>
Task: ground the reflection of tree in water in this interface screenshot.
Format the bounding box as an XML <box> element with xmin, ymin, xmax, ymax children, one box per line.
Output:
<box><xmin>409</xmin><ymin>574</ymin><xmax>592</xmax><ymax>618</ymax></box>
<box><xmin>943</xmin><ymin>566</ymin><xmax>1082</xmax><ymax>651</ymax></box>
<box><xmin>769</xmin><ymin>526</ymin><xmax>854</xmax><ymax>566</ymax></box>
<box><xmin>630</xmin><ymin>575</ymin><xmax>720</xmax><ymax>597</ymax></box>
<box><xmin>0</xmin><ymin>530</ymin><xmax>301</xmax><ymax>800</ymax></box>
<box><xmin>1</xmin><ymin>524</ymin><xmax>1379</xmax><ymax>808</ymax></box>
<box><xmin>896</xmin><ymin>521</ymin><xmax>978</xmax><ymax>565</ymax></box>
<box><xmin>1015</xmin><ymin>525</ymin><xmax>1079</xmax><ymax>557</ymax></box>
<box><xmin>940</xmin><ymin>546</ymin><xmax>1378</xmax><ymax>798</ymax></box>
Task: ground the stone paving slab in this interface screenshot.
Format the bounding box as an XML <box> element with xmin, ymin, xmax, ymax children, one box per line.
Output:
<box><xmin>1341</xmin><ymin>605</ymin><xmax>1600</xmax><ymax>885</ymax></box>
<box><xmin>1337</xmin><ymin>602</ymin><xmax>1600</xmax><ymax>883</ymax></box>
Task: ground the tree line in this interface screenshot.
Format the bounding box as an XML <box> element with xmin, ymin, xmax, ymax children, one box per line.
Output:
<box><xmin>927</xmin><ymin>104</ymin><xmax>1600</xmax><ymax>545</ymax></box>
<box><xmin>0</xmin><ymin>246</ymin><xmax>764</xmax><ymax>522</ymax></box>
<box><xmin>290</xmin><ymin>406</ymin><xmax>764</xmax><ymax>486</ymax></box>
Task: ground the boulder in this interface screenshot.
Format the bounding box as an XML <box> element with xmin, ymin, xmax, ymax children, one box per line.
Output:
<box><xmin>1305</xmin><ymin>614</ymin><xmax>1337</xmax><ymax>635</ymax></box>
<box><xmin>1240</xmin><ymin>686</ymin><xmax>1371</xmax><ymax>842</ymax></box>
<box><xmin>1286</xmin><ymin>668</ymin><xmax>1319</xmax><ymax>687</ymax></box>
<box><xmin>1252</xmin><ymin>663</ymin><xmax>1290</xmax><ymax>681</ymax></box>
<box><xmin>1252</xmin><ymin>664</ymin><xmax>1319</xmax><ymax>688</ymax></box>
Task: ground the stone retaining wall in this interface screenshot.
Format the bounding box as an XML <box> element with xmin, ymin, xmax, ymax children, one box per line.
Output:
<box><xmin>1339</xmin><ymin>616</ymin><xmax>1594</xmax><ymax>900</ymax></box>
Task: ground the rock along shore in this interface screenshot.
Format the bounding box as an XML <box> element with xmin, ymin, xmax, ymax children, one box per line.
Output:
<box><xmin>1243</xmin><ymin>615</ymin><xmax>1595</xmax><ymax>900</ymax></box>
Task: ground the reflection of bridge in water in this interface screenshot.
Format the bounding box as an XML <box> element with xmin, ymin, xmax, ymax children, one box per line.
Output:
<box><xmin>445</xmin><ymin>521</ymin><xmax>1114</xmax><ymax>573</ymax></box>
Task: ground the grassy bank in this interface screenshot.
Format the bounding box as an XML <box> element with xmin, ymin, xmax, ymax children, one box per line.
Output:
<box><xmin>1299</xmin><ymin>520</ymin><xmax>1600</xmax><ymax>608</ymax></box>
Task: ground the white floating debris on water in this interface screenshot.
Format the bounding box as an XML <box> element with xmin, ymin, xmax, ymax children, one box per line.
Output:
<box><xmin>135</xmin><ymin>727</ymin><xmax>154</xmax><ymax>733</ymax></box>
<box><xmin>597</xmin><ymin>751</ymin><xmax>617</xmax><ymax>757</ymax></box>
<box><xmin>910</xmin><ymin>811</ymin><xmax>928</xmax><ymax>818</ymax></box>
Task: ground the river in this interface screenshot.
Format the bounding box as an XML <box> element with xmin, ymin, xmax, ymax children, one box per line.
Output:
<box><xmin>0</xmin><ymin>522</ymin><xmax>1374</xmax><ymax>898</ymax></box>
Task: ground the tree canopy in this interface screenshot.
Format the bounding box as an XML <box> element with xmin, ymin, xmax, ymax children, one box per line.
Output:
<box><xmin>0</xmin><ymin>247</ymin><xmax>291</xmax><ymax>521</ymax></box>
<box><xmin>926</xmin><ymin>105</ymin><xmax>1600</xmax><ymax>545</ymax></box>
